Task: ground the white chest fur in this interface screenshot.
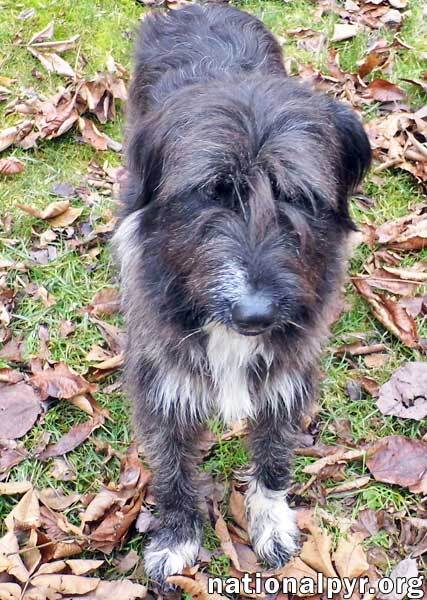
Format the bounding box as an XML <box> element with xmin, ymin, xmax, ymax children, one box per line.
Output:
<box><xmin>205</xmin><ymin>324</ymin><xmax>266</xmax><ymax>422</ymax></box>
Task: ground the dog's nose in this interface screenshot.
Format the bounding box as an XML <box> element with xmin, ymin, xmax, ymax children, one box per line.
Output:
<box><xmin>232</xmin><ymin>293</ymin><xmax>277</xmax><ymax>333</ymax></box>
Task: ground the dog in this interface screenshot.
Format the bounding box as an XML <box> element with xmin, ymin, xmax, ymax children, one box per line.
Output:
<box><xmin>113</xmin><ymin>3</ymin><xmax>371</xmax><ymax>587</ymax></box>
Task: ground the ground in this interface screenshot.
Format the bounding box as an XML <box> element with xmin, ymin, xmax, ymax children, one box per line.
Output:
<box><xmin>0</xmin><ymin>0</ymin><xmax>426</xmax><ymax>594</ymax></box>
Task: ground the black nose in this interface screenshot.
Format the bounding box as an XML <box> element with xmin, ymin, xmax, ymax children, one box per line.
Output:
<box><xmin>231</xmin><ymin>293</ymin><xmax>277</xmax><ymax>333</ymax></box>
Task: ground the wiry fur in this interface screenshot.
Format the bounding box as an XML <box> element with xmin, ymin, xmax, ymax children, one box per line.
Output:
<box><xmin>114</xmin><ymin>3</ymin><xmax>371</xmax><ymax>587</ymax></box>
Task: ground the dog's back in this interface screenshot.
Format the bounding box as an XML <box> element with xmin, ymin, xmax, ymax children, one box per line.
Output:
<box><xmin>129</xmin><ymin>5</ymin><xmax>285</xmax><ymax>114</ymax></box>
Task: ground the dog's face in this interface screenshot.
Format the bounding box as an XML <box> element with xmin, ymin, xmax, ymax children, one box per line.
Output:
<box><xmin>126</xmin><ymin>78</ymin><xmax>371</xmax><ymax>336</ymax></box>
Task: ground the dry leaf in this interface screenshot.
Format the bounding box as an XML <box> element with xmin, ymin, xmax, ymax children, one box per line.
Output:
<box><xmin>333</xmin><ymin>532</ymin><xmax>369</xmax><ymax>578</ymax></box>
<box><xmin>5</xmin><ymin>488</ymin><xmax>40</xmax><ymax>531</ymax></box>
<box><xmin>367</xmin><ymin>435</ymin><xmax>427</xmax><ymax>493</ymax></box>
<box><xmin>78</xmin><ymin>117</ymin><xmax>122</xmax><ymax>152</ymax></box>
<box><xmin>0</xmin><ymin>531</ymin><xmax>30</xmax><ymax>582</ymax></box>
<box><xmin>30</xmin><ymin>575</ymin><xmax>99</xmax><ymax>595</ymax></box>
<box><xmin>61</xmin><ymin>579</ymin><xmax>147</xmax><ymax>599</ymax></box>
<box><xmin>30</xmin><ymin>362</ymin><xmax>97</xmax><ymax>400</ymax></box>
<box><xmin>0</xmin><ymin>158</ymin><xmax>25</xmax><ymax>175</ymax></box>
<box><xmin>353</xmin><ymin>278</ymin><xmax>419</xmax><ymax>348</ymax></box>
<box><xmin>38</xmin><ymin>414</ymin><xmax>104</xmax><ymax>460</ymax></box>
<box><xmin>48</xmin><ymin>206</ymin><xmax>83</xmax><ymax>228</ymax></box>
<box><xmin>0</xmin><ymin>383</ymin><xmax>41</xmax><ymax>439</ymax></box>
<box><xmin>377</xmin><ymin>557</ymin><xmax>419</xmax><ymax>600</ymax></box>
<box><xmin>88</xmin><ymin>288</ymin><xmax>120</xmax><ymax>316</ymax></box>
<box><xmin>28</xmin><ymin>22</ymin><xmax>54</xmax><ymax>45</ymax></box>
<box><xmin>377</xmin><ymin>361</ymin><xmax>427</xmax><ymax>420</ymax></box>
<box><xmin>366</xmin><ymin>79</ymin><xmax>406</xmax><ymax>102</ymax></box>
<box><xmin>18</xmin><ymin>200</ymin><xmax>70</xmax><ymax>221</ymax></box>
<box><xmin>168</xmin><ymin>574</ymin><xmax>226</xmax><ymax>600</ymax></box>
<box><xmin>28</xmin><ymin>48</ymin><xmax>74</xmax><ymax>77</ymax></box>
<box><xmin>0</xmin><ymin>481</ymin><xmax>32</xmax><ymax>495</ymax></box>
<box><xmin>303</xmin><ymin>448</ymin><xmax>365</xmax><ymax>475</ymax></box>
<box><xmin>299</xmin><ymin>525</ymin><xmax>337</xmax><ymax>577</ymax></box>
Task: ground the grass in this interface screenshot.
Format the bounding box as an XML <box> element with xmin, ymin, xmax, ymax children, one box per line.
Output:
<box><xmin>1</xmin><ymin>0</ymin><xmax>426</xmax><ymax>583</ymax></box>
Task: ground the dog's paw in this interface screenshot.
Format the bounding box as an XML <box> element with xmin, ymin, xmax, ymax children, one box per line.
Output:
<box><xmin>246</xmin><ymin>480</ymin><xmax>300</xmax><ymax>569</ymax></box>
<box><xmin>144</xmin><ymin>528</ymin><xmax>200</xmax><ymax>588</ymax></box>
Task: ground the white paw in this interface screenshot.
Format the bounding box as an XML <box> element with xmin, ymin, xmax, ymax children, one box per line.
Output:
<box><xmin>144</xmin><ymin>530</ymin><xmax>200</xmax><ymax>586</ymax></box>
<box><xmin>246</xmin><ymin>479</ymin><xmax>300</xmax><ymax>569</ymax></box>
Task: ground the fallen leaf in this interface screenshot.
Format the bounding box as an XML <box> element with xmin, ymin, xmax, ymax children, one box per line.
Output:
<box><xmin>28</xmin><ymin>22</ymin><xmax>54</xmax><ymax>45</ymax></box>
<box><xmin>38</xmin><ymin>414</ymin><xmax>104</xmax><ymax>460</ymax></box>
<box><xmin>48</xmin><ymin>206</ymin><xmax>83</xmax><ymax>227</ymax></box>
<box><xmin>366</xmin><ymin>79</ymin><xmax>407</xmax><ymax>102</ymax></box>
<box><xmin>0</xmin><ymin>157</ymin><xmax>25</xmax><ymax>175</ymax></box>
<box><xmin>364</xmin><ymin>353</ymin><xmax>389</xmax><ymax>368</ymax></box>
<box><xmin>65</xmin><ymin>559</ymin><xmax>104</xmax><ymax>575</ymax></box>
<box><xmin>300</xmin><ymin>524</ymin><xmax>337</xmax><ymax>577</ymax></box>
<box><xmin>113</xmin><ymin>550</ymin><xmax>139</xmax><ymax>574</ymax></box>
<box><xmin>377</xmin><ymin>557</ymin><xmax>419</xmax><ymax>600</ymax></box>
<box><xmin>377</xmin><ymin>362</ymin><xmax>427</xmax><ymax>420</ymax></box>
<box><xmin>5</xmin><ymin>488</ymin><xmax>40</xmax><ymax>530</ymax></box>
<box><xmin>327</xmin><ymin>476</ymin><xmax>371</xmax><ymax>495</ymax></box>
<box><xmin>333</xmin><ymin>532</ymin><xmax>369</xmax><ymax>578</ymax></box>
<box><xmin>0</xmin><ymin>531</ymin><xmax>30</xmax><ymax>582</ymax></box>
<box><xmin>78</xmin><ymin>117</ymin><xmax>122</xmax><ymax>152</ymax></box>
<box><xmin>38</xmin><ymin>488</ymin><xmax>80</xmax><ymax>511</ymax></box>
<box><xmin>50</xmin><ymin>457</ymin><xmax>77</xmax><ymax>481</ymax></box>
<box><xmin>0</xmin><ymin>481</ymin><xmax>32</xmax><ymax>495</ymax></box>
<box><xmin>29</xmin><ymin>34</ymin><xmax>80</xmax><ymax>53</ymax></box>
<box><xmin>168</xmin><ymin>574</ymin><xmax>226</xmax><ymax>600</ymax></box>
<box><xmin>367</xmin><ymin>435</ymin><xmax>427</xmax><ymax>493</ymax></box>
<box><xmin>18</xmin><ymin>200</ymin><xmax>70</xmax><ymax>221</ymax></box>
<box><xmin>28</xmin><ymin>48</ymin><xmax>75</xmax><ymax>77</ymax></box>
<box><xmin>353</xmin><ymin>278</ymin><xmax>419</xmax><ymax>348</ymax></box>
<box><xmin>88</xmin><ymin>288</ymin><xmax>120</xmax><ymax>316</ymax></box>
<box><xmin>303</xmin><ymin>448</ymin><xmax>365</xmax><ymax>475</ymax></box>
<box><xmin>0</xmin><ymin>382</ymin><xmax>41</xmax><ymax>439</ymax></box>
<box><xmin>61</xmin><ymin>579</ymin><xmax>147</xmax><ymax>599</ymax></box>
<box><xmin>30</xmin><ymin>362</ymin><xmax>97</xmax><ymax>400</ymax></box>
<box><xmin>30</xmin><ymin>575</ymin><xmax>99</xmax><ymax>595</ymax></box>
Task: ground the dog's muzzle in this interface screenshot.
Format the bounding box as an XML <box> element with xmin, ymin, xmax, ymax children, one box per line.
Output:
<box><xmin>231</xmin><ymin>292</ymin><xmax>278</xmax><ymax>336</ymax></box>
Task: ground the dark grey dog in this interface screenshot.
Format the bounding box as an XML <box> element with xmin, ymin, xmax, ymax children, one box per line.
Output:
<box><xmin>113</xmin><ymin>3</ymin><xmax>371</xmax><ymax>587</ymax></box>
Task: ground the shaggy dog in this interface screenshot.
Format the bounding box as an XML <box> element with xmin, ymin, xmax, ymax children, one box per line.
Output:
<box><xmin>114</xmin><ymin>3</ymin><xmax>371</xmax><ymax>587</ymax></box>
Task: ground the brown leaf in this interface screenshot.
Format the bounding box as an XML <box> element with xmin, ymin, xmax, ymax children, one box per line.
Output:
<box><xmin>0</xmin><ymin>440</ymin><xmax>29</xmax><ymax>476</ymax></box>
<box><xmin>50</xmin><ymin>457</ymin><xmax>77</xmax><ymax>481</ymax></box>
<box><xmin>0</xmin><ymin>157</ymin><xmax>25</xmax><ymax>175</ymax></box>
<box><xmin>168</xmin><ymin>574</ymin><xmax>226</xmax><ymax>600</ymax></box>
<box><xmin>18</xmin><ymin>200</ymin><xmax>70</xmax><ymax>221</ymax></box>
<box><xmin>0</xmin><ymin>531</ymin><xmax>30</xmax><ymax>582</ymax></box>
<box><xmin>65</xmin><ymin>559</ymin><xmax>104</xmax><ymax>575</ymax></box>
<box><xmin>30</xmin><ymin>575</ymin><xmax>99</xmax><ymax>595</ymax></box>
<box><xmin>377</xmin><ymin>361</ymin><xmax>427</xmax><ymax>420</ymax></box>
<box><xmin>366</xmin><ymin>79</ymin><xmax>407</xmax><ymax>102</ymax></box>
<box><xmin>0</xmin><ymin>382</ymin><xmax>41</xmax><ymax>439</ymax></box>
<box><xmin>0</xmin><ymin>121</ymin><xmax>33</xmax><ymax>152</ymax></box>
<box><xmin>367</xmin><ymin>435</ymin><xmax>427</xmax><ymax>493</ymax></box>
<box><xmin>48</xmin><ymin>206</ymin><xmax>83</xmax><ymax>227</ymax></box>
<box><xmin>88</xmin><ymin>288</ymin><xmax>120</xmax><ymax>316</ymax></box>
<box><xmin>28</xmin><ymin>48</ymin><xmax>75</xmax><ymax>77</ymax></box>
<box><xmin>37</xmin><ymin>414</ymin><xmax>104</xmax><ymax>460</ymax></box>
<box><xmin>28</xmin><ymin>22</ymin><xmax>54</xmax><ymax>45</ymax></box>
<box><xmin>358</xmin><ymin>51</ymin><xmax>388</xmax><ymax>79</ymax></box>
<box><xmin>30</xmin><ymin>361</ymin><xmax>97</xmax><ymax>400</ymax></box>
<box><xmin>0</xmin><ymin>481</ymin><xmax>32</xmax><ymax>495</ymax></box>
<box><xmin>5</xmin><ymin>488</ymin><xmax>40</xmax><ymax>531</ymax></box>
<box><xmin>38</xmin><ymin>488</ymin><xmax>80</xmax><ymax>511</ymax></box>
<box><xmin>374</xmin><ymin>207</ymin><xmax>427</xmax><ymax>250</ymax></box>
<box><xmin>303</xmin><ymin>448</ymin><xmax>365</xmax><ymax>476</ymax></box>
<box><xmin>113</xmin><ymin>550</ymin><xmax>139</xmax><ymax>574</ymax></box>
<box><xmin>299</xmin><ymin>524</ymin><xmax>337</xmax><ymax>577</ymax></box>
<box><xmin>333</xmin><ymin>532</ymin><xmax>369</xmax><ymax>578</ymax></box>
<box><xmin>60</xmin><ymin>579</ymin><xmax>147</xmax><ymax>600</ymax></box>
<box><xmin>78</xmin><ymin>117</ymin><xmax>122</xmax><ymax>152</ymax></box>
<box><xmin>213</xmin><ymin>502</ymin><xmax>258</xmax><ymax>572</ymax></box>
<box><xmin>229</xmin><ymin>483</ymin><xmax>247</xmax><ymax>531</ymax></box>
<box><xmin>352</xmin><ymin>278</ymin><xmax>419</xmax><ymax>348</ymax></box>
<box><xmin>364</xmin><ymin>353</ymin><xmax>389</xmax><ymax>368</ymax></box>
<box><xmin>377</xmin><ymin>558</ymin><xmax>418</xmax><ymax>600</ymax></box>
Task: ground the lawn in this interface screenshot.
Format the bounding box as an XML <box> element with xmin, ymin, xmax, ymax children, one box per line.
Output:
<box><xmin>0</xmin><ymin>0</ymin><xmax>426</xmax><ymax>597</ymax></box>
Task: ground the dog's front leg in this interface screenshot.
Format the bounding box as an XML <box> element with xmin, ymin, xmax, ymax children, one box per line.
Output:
<box><xmin>246</xmin><ymin>404</ymin><xmax>302</xmax><ymax>569</ymax></box>
<box><xmin>137</xmin><ymin>409</ymin><xmax>203</xmax><ymax>587</ymax></box>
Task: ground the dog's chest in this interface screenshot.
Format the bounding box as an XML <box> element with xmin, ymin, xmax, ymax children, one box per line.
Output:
<box><xmin>205</xmin><ymin>324</ymin><xmax>266</xmax><ymax>422</ymax></box>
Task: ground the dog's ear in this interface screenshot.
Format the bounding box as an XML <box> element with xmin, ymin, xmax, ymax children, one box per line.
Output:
<box><xmin>125</xmin><ymin>117</ymin><xmax>163</xmax><ymax>211</ymax></box>
<box><xmin>328</xmin><ymin>101</ymin><xmax>372</xmax><ymax>199</ymax></box>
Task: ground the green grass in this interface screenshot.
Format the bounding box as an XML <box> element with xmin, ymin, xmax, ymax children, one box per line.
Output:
<box><xmin>1</xmin><ymin>0</ymin><xmax>426</xmax><ymax>582</ymax></box>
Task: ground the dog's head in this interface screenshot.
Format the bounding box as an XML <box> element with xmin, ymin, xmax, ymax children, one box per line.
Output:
<box><xmin>124</xmin><ymin>77</ymin><xmax>371</xmax><ymax>336</ymax></box>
